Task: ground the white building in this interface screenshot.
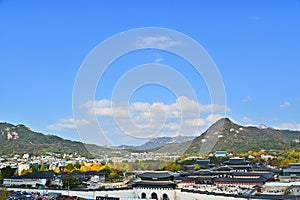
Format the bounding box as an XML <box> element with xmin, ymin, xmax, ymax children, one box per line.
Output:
<box><xmin>262</xmin><ymin>181</ymin><xmax>300</xmax><ymax>195</ymax></box>
<box><xmin>17</xmin><ymin>163</ymin><xmax>30</xmax><ymax>175</ymax></box>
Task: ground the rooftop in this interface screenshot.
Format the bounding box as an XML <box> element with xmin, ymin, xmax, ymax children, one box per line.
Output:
<box><xmin>215</xmin><ymin>166</ymin><xmax>233</xmax><ymax>171</ymax></box>
<box><xmin>215</xmin><ymin>151</ymin><xmax>227</xmax><ymax>154</ymax></box>
<box><xmin>195</xmin><ymin>160</ymin><xmax>213</xmax><ymax>166</ymax></box>
<box><xmin>288</xmin><ymin>163</ymin><xmax>300</xmax><ymax>169</ymax></box>
<box><xmin>214</xmin><ymin>176</ymin><xmax>268</xmax><ymax>183</ymax></box>
<box><xmin>10</xmin><ymin>171</ymin><xmax>55</xmax><ymax>179</ymax></box>
<box><xmin>133</xmin><ymin>180</ymin><xmax>176</xmax><ymax>188</ymax></box>
<box><xmin>224</xmin><ymin>157</ymin><xmax>249</xmax><ymax>165</ymax></box>
<box><xmin>181</xmin><ymin>170</ymin><xmax>214</xmax><ymax>177</ymax></box>
<box><xmin>137</xmin><ymin>171</ymin><xmax>174</xmax><ymax>180</ymax></box>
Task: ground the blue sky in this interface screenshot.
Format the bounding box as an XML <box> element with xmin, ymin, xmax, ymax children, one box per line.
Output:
<box><xmin>0</xmin><ymin>1</ymin><xmax>300</xmax><ymax>146</ymax></box>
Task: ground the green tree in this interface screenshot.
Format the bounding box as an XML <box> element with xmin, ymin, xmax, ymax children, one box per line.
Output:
<box><xmin>63</xmin><ymin>176</ymin><xmax>85</xmax><ymax>188</ymax></box>
<box><xmin>32</xmin><ymin>166</ymin><xmax>39</xmax><ymax>172</ymax></box>
<box><xmin>1</xmin><ymin>166</ymin><xmax>15</xmax><ymax>178</ymax></box>
<box><xmin>39</xmin><ymin>164</ymin><xmax>46</xmax><ymax>171</ymax></box>
<box><xmin>165</xmin><ymin>162</ymin><xmax>182</xmax><ymax>172</ymax></box>
<box><xmin>99</xmin><ymin>166</ymin><xmax>112</xmax><ymax>175</ymax></box>
<box><xmin>194</xmin><ymin>164</ymin><xmax>201</xmax><ymax>171</ymax></box>
<box><xmin>63</xmin><ymin>176</ymin><xmax>75</xmax><ymax>188</ymax></box>
<box><xmin>0</xmin><ymin>188</ymin><xmax>10</xmax><ymax>200</ymax></box>
<box><xmin>65</xmin><ymin>163</ymin><xmax>75</xmax><ymax>171</ymax></box>
<box><xmin>74</xmin><ymin>162</ymin><xmax>82</xmax><ymax>170</ymax></box>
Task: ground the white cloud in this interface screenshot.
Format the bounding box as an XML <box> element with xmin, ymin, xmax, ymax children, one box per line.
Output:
<box><xmin>276</xmin><ymin>122</ymin><xmax>300</xmax><ymax>131</ymax></box>
<box><xmin>184</xmin><ymin>114</ymin><xmax>223</xmax><ymax>127</ymax></box>
<box><xmin>83</xmin><ymin>96</ymin><xmax>229</xmax><ymax>137</ymax></box>
<box><xmin>164</xmin><ymin>123</ymin><xmax>180</xmax><ymax>131</ymax></box>
<box><xmin>84</xmin><ymin>96</ymin><xmax>229</xmax><ymax>120</ymax></box>
<box><xmin>154</xmin><ymin>57</ymin><xmax>164</xmax><ymax>63</ymax></box>
<box><xmin>241</xmin><ymin>117</ymin><xmax>253</xmax><ymax>123</ymax></box>
<box><xmin>151</xmin><ymin>53</ymin><xmax>165</xmax><ymax>63</ymax></box>
<box><xmin>47</xmin><ymin>118</ymin><xmax>90</xmax><ymax>131</ymax></box>
<box><xmin>135</xmin><ymin>36</ymin><xmax>182</xmax><ymax>48</ymax></box>
<box><xmin>242</xmin><ymin>96</ymin><xmax>252</xmax><ymax>103</ymax></box>
<box><xmin>184</xmin><ymin>118</ymin><xmax>206</xmax><ymax>127</ymax></box>
<box><xmin>205</xmin><ymin>114</ymin><xmax>224</xmax><ymax>123</ymax></box>
<box><xmin>279</xmin><ymin>101</ymin><xmax>290</xmax><ymax>109</ymax></box>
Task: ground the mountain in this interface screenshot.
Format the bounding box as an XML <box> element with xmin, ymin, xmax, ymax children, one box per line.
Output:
<box><xmin>121</xmin><ymin>136</ymin><xmax>195</xmax><ymax>151</ymax></box>
<box><xmin>2</xmin><ymin>119</ymin><xmax>299</xmax><ymax>157</ymax></box>
<box><xmin>153</xmin><ymin>140</ymin><xmax>193</xmax><ymax>154</ymax></box>
<box><xmin>0</xmin><ymin>122</ymin><xmax>90</xmax><ymax>156</ymax></box>
<box><xmin>186</xmin><ymin>118</ymin><xmax>300</xmax><ymax>154</ymax></box>
<box><xmin>0</xmin><ymin>121</ymin><xmax>193</xmax><ymax>157</ymax></box>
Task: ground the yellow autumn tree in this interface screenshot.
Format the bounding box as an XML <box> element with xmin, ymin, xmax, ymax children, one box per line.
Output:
<box><xmin>54</xmin><ymin>167</ymin><xmax>61</xmax><ymax>174</ymax></box>
<box><xmin>81</xmin><ymin>163</ymin><xmax>92</xmax><ymax>172</ymax></box>
<box><xmin>90</xmin><ymin>163</ymin><xmax>101</xmax><ymax>171</ymax></box>
<box><xmin>282</xmin><ymin>158</ymin><xmax>291</xmax><ymax>168</ymax></box>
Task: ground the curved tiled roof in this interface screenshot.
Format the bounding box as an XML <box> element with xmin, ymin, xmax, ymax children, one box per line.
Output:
<box><xmin>215</xmin><ymin>166</ymin><xmax>233</xmax><ymax>171</ymax></box>
<box><xmin>138</xmin><ymin>171</ymin><xmax>174</xmax><ymax>179</ymax></box>
<box><xmin>133</xmin><ymin>180</ymin><xmax>176</xmax><ymax>188</ymax></box>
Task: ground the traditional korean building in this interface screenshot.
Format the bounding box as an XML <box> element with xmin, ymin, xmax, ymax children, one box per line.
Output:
<box><xmin>283</xmin><ymin>163</ymin><xmax>300</xmax><ymax>177</ymax></box>
<box><xmin>223</xmin><ymin>157</ymin><xmax>251</xmax><ymax>172</ymax></box>
<box><xmin>195</xmin><ymin>159</ymin><xmax>215</xmax><ymax>168</ymax></box>
<box><xmin>214</xmin><ymin>151</ymin><xmax>228</xmax><ymax>157</ymax></box>
<box><xmin>132</xmin><ymin>171</ymin><xmax>176</xmax><ymax>200</ymax></box>
<box><xmin>175</xmin><ymin>163</ymin><xmax>274</xmax><ymax>189</ymax></box>
<box><xmin>280</xmin><ymin>163</ymin><xmax>300</xmax><ymax>182</ymax></box>
<box><xmin>213</xmin><ymin>172</ymin><xmax>274</xmax><ymax>188</ymax></box>
<box><xmin>250</xmin><ymin>163</ymin><xmax>273</xmax><ymax>173</ymax></box>
<box><xmin>213</xmin><ymin>166</ymin><xmax>234</xmax><ymax>179</ymax></box>
<box><xmin>175</xmin><ymin>170</ymin><xmax>216</xmax><ymax>186</ymax></box>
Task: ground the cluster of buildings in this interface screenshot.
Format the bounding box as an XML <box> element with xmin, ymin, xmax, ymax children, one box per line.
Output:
<box><xmin>0</xmin><ymin>151</ymin><xmax>179</xmax><ymax>176</ymax></box>
<box><xmin>0</xmin><ymin>153</ymin><xmax>107</xmax><ymax>189</ymax></box>
<box><xmin>129</xmin><ymin>157</ymin><xmax>300</xmax><ymax>198</ymax></box>
<box><xmin>1</xmin><ymin>151</ymin><xmax>300</xmax><ymax>199</ymax></box>
<box><xmin>123</xmin><ymin>152</ymin><xmax>179</xmax><ymax>163</ymax></box>
<box><xmin>107</xmin><ymin>152</ymin><xmax>179</xmax><ymax>163</ymax></box>
<box><xmin>3</xmin><ymin>171</ymin><xmax>106</xmax><ymax>189</ymax></box>
<box><xmin>0</xmin><ymin>153</ymin><xmax>88</xmax><ymax>175</ymax></box>
<box><xmin>176</xmin><ymin>157</ymin><xmax>278</xmax><ymax>188</ymax></box>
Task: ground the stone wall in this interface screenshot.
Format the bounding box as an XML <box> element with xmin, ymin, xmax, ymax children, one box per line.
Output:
<box><xmin>7</xmin><ymin>187</ymin><xmax>248</xmax><ymax>200</ymax></box>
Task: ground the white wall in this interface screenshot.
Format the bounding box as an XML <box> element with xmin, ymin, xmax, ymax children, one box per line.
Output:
<box><xmin>8</xmin><ymin>188</ymin><xmax>247</xmax><ymax>200</ymax></box>
<box><xmin>133</xmin><ymin>188</ymin><xmax>175</xmax><ymax>199</ymax></box>
<box><xmin>3</xmin><ymin>179</ymin><xmax>45</xmax><ymax>187</ymax></box>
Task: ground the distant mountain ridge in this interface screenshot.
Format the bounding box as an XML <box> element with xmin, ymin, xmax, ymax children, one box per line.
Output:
<box><xmin>0</xmin><ymin>122</ymin><xmax>195</xmax><ymax>156</ymax></box>
<box><xmin>1</xmin><ymin>119</ymin><xmax>299</xmax><ymax>157</ymax></box>
<box><xmin>186</xmin><ymin>118</ymin><xmax>300</xmax><ymax>154</ymax></box>
<box><xmin>118</xmin><ymin>136</ymin><xmax>195</xmax><ymax>151</ymax></box>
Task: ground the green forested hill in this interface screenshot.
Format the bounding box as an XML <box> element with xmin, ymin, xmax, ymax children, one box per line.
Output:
<box><xmin>0</xmin><ymin>122</ymin><xmax>89</xmax><ymax>156</ymax></box>
<box><xmin>186</xmin><ymin>118</ymin><xmax>300</xmax><ymax>154</ymax></box>
<box><xmin>1</xmin><ymin>119</ymin><xmax>299</xmax><ymax>157</ymax></box>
